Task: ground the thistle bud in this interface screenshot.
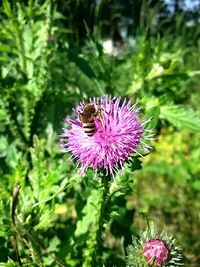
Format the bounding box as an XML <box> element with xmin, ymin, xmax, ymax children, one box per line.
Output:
<box><xmin>143</xmin><ymin>238</ymin><xmax>169</xmax><ymax>266</ymax></box>
<box><xmin>126</xmin><ymin>222</ymin><xmax>184</xmax><ymax>267</ymax></box>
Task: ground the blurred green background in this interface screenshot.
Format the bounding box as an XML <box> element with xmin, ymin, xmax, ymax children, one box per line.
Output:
<box><xmin>0</xmin><ymin>0</ymin><xmax>200</xmax><ymax>266</ymax></box>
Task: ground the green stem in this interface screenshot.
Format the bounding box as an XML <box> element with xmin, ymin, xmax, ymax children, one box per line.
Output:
<box><xmin>83</xmin><ymin>175</ymin><xmax>111</xmax><ymax>267</ymax></box>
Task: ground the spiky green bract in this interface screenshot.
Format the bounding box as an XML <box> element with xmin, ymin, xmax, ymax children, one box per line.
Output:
<box><xmin>126</xmin><ymin>222</ymin><xmax>184</xmax><ymax>267</ymax></box>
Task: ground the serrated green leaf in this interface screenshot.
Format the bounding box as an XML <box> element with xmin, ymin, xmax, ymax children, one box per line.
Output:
<box><xmin>3</xmin><ymin>0</ymin><xmax>12</xmax><ymax>18</ymax></box>
<box><xmin>144</xmin><ymin>106</ymin><xmax>160</xmax><ymax>130</ymax></box>
<box><xmin>47</xmin><ymin>236</ymin><xmax>61</xmax><ymax>253</ymax></box>
<box><xmin>160</xmin><ymin>104</ymin><xmax>200</xmax><ymax>132</ymax></box>
<box><xmin>33</xmin><ymin>207</ymin><xmax>53</xmax><ymax>230</ymax></box>
<box><xmin>75</xmin><ymin>189</ymin><xmax>99</xmax><ymax>237</ymax></box>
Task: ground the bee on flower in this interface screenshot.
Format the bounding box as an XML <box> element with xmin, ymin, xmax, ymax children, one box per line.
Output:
<box><xmin>60</xmin><ymin>96</ymin><xmax>153</xmax><ymax>176</ymax></box>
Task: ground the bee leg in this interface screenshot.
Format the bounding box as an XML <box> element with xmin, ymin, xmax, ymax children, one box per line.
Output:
<box><xmin>98</xmin><ymin>111</ymin><xmax>105</xmax><ymax>128</ymax></box>
<box><xmin>99</xmin><ymin>107</ymin><xmax>109</xmax><ymax>115</ymax></box>
<box><xmin>78</xmin><ymin>113</ymin><xmax>83</xmax><ymax>124</ymax></box>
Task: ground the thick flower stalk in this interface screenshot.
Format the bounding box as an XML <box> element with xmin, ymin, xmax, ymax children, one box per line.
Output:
<box><xmin>60</xmin><ymin>96</ymin><xmax>151</xmax><ymax>175</ymax></box>
<box><xmin>126</xmin><ymin>222</ymin><xmax>184</xmax><ymax>267</ymax></box>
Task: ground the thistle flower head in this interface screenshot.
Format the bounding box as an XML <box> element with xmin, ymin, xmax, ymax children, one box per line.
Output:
<box><xmin>126</xmin><ymin>222</ymin><xmax>184</xmax><ymax>267</ymax></box>
<box><xmin>61</xmin><ymin>96</ymin><xmax>151</xmax><ymax>176</ymax></box>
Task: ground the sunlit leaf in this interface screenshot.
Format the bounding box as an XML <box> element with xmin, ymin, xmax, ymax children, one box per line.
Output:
<box><xmin>160</xmin><ymin>104</ymin><xmax>200</xmax><ymax>132</ymax></box>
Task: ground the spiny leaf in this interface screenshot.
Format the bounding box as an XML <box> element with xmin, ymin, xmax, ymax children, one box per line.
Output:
<box><xmin>2</xmin><ymin>0</ymin><xmax>12</xmax><ymax>18</ymax></box>
<box><xmin>144</xmin><ymin>105</ymin><xmax>160</xmax><ymax>130</ymax></box>
<box><xmin>160</xmin><ymin>104</ymin><xmax>200</xmax><ymax>132</ymax></box>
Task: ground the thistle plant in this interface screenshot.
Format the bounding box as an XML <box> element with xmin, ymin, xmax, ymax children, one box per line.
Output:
<box><xmin>126</xmin><ymin>222</ymin><xmax>184</xmax><ymax>267</ymax></box>
<box><xmin>61</xmin><ymin>95</ymin><xmax>152</xmax><ymax>266</ymax></box>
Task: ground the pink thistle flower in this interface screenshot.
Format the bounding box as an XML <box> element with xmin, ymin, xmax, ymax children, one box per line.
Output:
<box><xmin>143</xmin><ymin>238</ymin><xmax>170</xmax><ymax>266</ymax></box>
<box><xmin>60</xmin><ymin>96</ymin><xmax>151</xmax><ymax>176</ymax></box>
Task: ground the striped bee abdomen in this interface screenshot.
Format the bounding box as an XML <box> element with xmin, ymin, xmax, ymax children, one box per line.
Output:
<box><xmin>83</xmin><ymin>122</ymin><xmax>95</xmax><ymax>136</ymax></box>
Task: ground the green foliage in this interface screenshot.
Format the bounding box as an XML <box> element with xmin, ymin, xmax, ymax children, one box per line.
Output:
<box><xmin>0</xmin><ymin>0</ymin><xmax>200</xmax><ymax>266</ymax></box>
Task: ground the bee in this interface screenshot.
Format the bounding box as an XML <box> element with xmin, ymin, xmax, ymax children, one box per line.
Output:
<box><xmin>78</xmin><ymin>103</ymin><xmax>105</xmax><ymax>136</ymax></box>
